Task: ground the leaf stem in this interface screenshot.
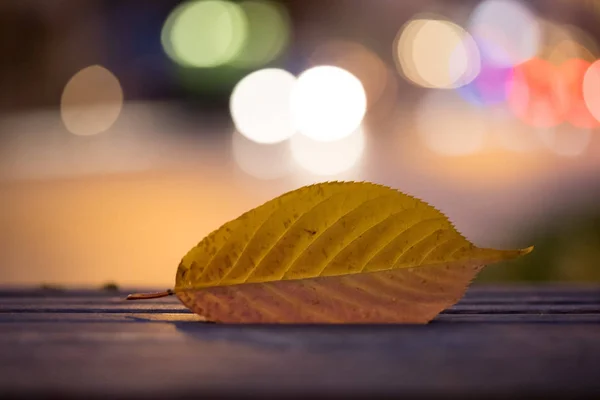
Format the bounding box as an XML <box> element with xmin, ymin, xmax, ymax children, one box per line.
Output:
<box><xmin>126</xmin><ymin>289</ymin><xmax>174</xmax><ymax>300</ymax></box>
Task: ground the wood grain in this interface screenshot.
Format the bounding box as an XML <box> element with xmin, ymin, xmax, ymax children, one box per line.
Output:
<box><xmin>0</xmin><ymin>285</ymin><xmax>599</xmax><ymax>399</ymax></box>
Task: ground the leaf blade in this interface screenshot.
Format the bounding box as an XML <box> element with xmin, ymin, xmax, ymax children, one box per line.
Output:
<box><xmin>174</xmin><ymin>181</ymin><xmax>533</xmax><ymax>323</ymax></box>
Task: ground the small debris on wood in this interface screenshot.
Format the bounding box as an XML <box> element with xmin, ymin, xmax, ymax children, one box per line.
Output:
<box><xmin>101</xmin><ymin>282</ymin><xmax>120</xmax><ymax>292</ymax></box>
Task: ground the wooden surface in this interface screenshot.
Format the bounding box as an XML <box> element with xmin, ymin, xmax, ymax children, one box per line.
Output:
<box><xmin>1</xmin><ymin>285</ymin><xmax>599</xmax><ymax>399</ymax></box>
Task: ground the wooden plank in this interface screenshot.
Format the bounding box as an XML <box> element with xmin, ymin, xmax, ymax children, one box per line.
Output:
<box><xmin>2</xmin><ymin>303</ymin><xmax>599</xmax><ymax>315</ymax></box>
<box><xmin>0</xmin><ymin>285</ymin><xmax>599</xmax><ymax>399</ymax></box>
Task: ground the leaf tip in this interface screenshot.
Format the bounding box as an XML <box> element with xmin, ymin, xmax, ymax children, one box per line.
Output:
<box><xmin>519</xmin><ymin>245</ymin><xmax>535</xmax><ymax>256</ymax></box>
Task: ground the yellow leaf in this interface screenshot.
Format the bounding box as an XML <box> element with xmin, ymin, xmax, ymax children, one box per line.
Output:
<box><xmin>129</xmin><ymin>181</ymin><xmax>533</xmax><ymax>323</ymax></box>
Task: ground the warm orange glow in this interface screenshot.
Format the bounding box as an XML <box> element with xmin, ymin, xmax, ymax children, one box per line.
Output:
<box><xmin>559</xmin><ymin>59</ymin><xmax>599</xmax><ymax>129</ymax></box>
<box><xmin>507</xmin><ymin>58</ymin><xmax>569</xmax><ymax>128</ymax></box>
<box><xmin>1</xmin><ymin>172</ymin><xmax>270</xmax><ymax>286</ymax></box>
<box><xmin>415</xmin><ymin>150</ymin><xmax>550</xmax><ymax>187</ymax></box>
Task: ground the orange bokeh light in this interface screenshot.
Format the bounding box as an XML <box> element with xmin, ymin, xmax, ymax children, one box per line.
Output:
<box><xmin>559</xmin><ymin>59</ymin><xmax>599</xmax><ymax>129</ymax></box>
<box><xmin>507</xmin><ymin>58</ymin><xmax>569</xmax><ymax>128</ymax></box>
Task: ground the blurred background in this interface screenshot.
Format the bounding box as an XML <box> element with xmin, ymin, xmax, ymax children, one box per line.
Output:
<box><xmin>1</xmin><ymin>0</ymin><xmax>600</xmax><ymax>288</ymax></box>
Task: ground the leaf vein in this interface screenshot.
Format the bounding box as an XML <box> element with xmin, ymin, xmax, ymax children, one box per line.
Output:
<box><xmin>405</xmin><ymin>235</ymin><xmax>459</xmax><ymax>268</ymax></box>
<box><xmin>359</xmin><ymin>216</ymin><xmax>446</xmax><ymax>273</ymax></box>
<box><xmin>315</xmin><ymin>206</ymin><xmax>420</xmax><ymax>276</ymax></box>
<box><xmin>283</xmin><ymin>192</ymin><xmax>391</xmax><ymax>279</ymax></box>
<box><xmin>235</xmin><ymin>289</ymin><xmax>280</xmax><ymax>322</ymax></box>
<box><xmin>310</xmin><ymin>281</ymin><xmax>400</xmax><ymax>320</ymax></box>
<box><xmin>262</xmin><ymin>283</ymin><xmax>339</xmax><ymax>322</ymax></box>
<box><xmin>244</xmin><ymin>191</ymin><xmax>339</xmax><ymax>282</ymax></box>
<box><xmin>217</xmin><ymin>204</ymin><xmax>285</xmax><ymax>284</ymax></box>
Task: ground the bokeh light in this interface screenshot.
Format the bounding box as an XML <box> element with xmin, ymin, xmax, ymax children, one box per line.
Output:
<box><xmin>537</xmin><ymin>125</ymin><xmax>592</xmax><ymax>157</ymax></box>
<box><xmin>507</xmin><ymin>58</ymin><xmax>569</xmax><ymax>128</ymax></box>
<box><xmin>538</xmin><ymin>21</ymin><xmax>599</xmax><ymax>65</ymax></box>
<box><xmin>458</xmin><ymin>38</ymin><xmax>514</xmax><ymax>107</ymax></box>
<box><xmin>61</xmin><ymin>65</ymin><xmax>123</xmax><ymax>136</ymax></box>
<box><xmin>583</xmin><ymin>60</ymin><xmax>600</xmax><ymax>123</ymax></box>
<box><xmin>162</xmin><ymin>0</ymin><xmax>247</xmax><ymax>68</ymax></box>
<box><xmin>537</xmin><ymin>20</ymin><xmax>577</xmax><ymax>64</ymax></box>
<box><xmin>567</xmin><ymin>24</ymin><xmax>600</xmax><ymax>60</ymax></box>
<box><xmin>468</xmin><ymin>0</ymin><xmax>540</xmax><ymax>67</ymax></box>
<box><xmin>548</xmin><ymin>40</ymin><xmax>597</xmax><ymax>65</ymax></box>
<box><xmin>559</xmin><ymin>59</ymin><xmax>599</xmax><ymax>129</ymax></box>
<box><xmin>416</xmin><ymin>90</ymin><xmax>488</xmax><ymax>156</ymax></box>
<box><xmin>395</xmin><ymin>17</ymin><xmax>480</xmax><ymax>89</ymax></box>
<box><xmin>581</xmin><ymin>0</ymin><xmax>600</xmax><ymax>14</ymax></box>
<box><xmin>161</xmin><ymin>3</ymin><xmax>187</xmax><ymax>66</ymax></box>
<box><xmin>308</xmin><ymin>40</ymin><xmax>393</xmax><ymax>113</ymax></box>
<box><xmin>291</xmin><ymin>66</ymin><xmax>367</xmax><ymax>142</ymax></box>
<box><xmin>230</xmin><ymin>68</ymin><xmax>297</xmax><ymax>144</ymax></box>
<box><xmin>290</xmin><ymin>127</ymin><xmax>365</xmax><ymax>175</ymax></box>
<box><xmin>231</xmin><ymin>130</ymin><xmax>293</xmax><ymax>179</ymax></box>
<box><xmin>228</xmin><ymin>1</ymin><xmax>290</xmax><ymax>68</ymax></box>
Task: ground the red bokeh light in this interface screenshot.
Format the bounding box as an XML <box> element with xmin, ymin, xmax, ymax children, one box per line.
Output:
<box><xmin>507</xmin><ymin>58</ymin><xmax>569</xmax><ymax>128</ymax></box>
<box><xmin>559</xmin><ymin>59</ymin><xmax>599</xmax><ymax>129</ymax></box>
<box><xmin>583</xmin><ymin>60</ymin><xmax>600</xmax><ymax>124</ymax></box>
